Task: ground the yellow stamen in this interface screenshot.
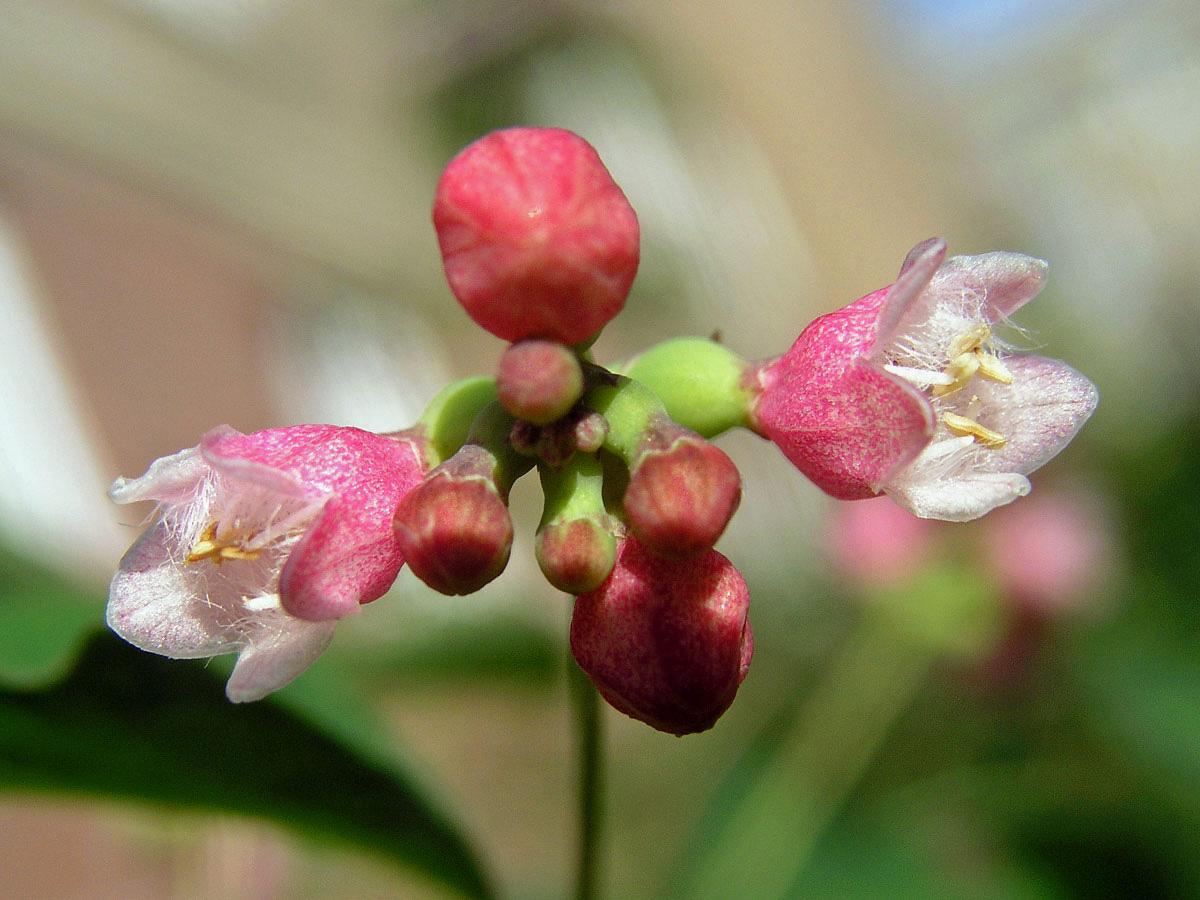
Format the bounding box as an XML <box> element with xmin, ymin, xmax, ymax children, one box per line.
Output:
<box><xmin>934</xmin><ymin>324</ymin><xmax>1014</xmax><ymax>395</ymax></box>
<box><xmin>186</xmin><ymin>521</ymin><xmax>262</xmax><ymax>564</ymax></box>
<box><xmin>942</xmin><ymin>412</ymin><xmax>1008</xmax><ymax>448</ymax></box>
<box><xmin>946</xmin><ymin>323</ymin><xmax>991</xmax><ymax>359</ymax></box>
<box><xmin>932</xmin><ymin>351</ymin><xmax>981</xmax><ymax>397</ymax></box>
<box><xmin>975</xmin><ymin>350</ymin><xmax>1014</xmax><ymax>385</ymax></box>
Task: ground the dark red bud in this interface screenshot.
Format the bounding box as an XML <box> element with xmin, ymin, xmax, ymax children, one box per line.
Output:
<box><xmin>393</xmin><ymin>473</ymin><xmax>513</xmax><ymax>595</ymax></box>
<box><xmin>624</xmin><ymin>436</ymin><xmax>742</xmax><ymax>559</ymax></box>
<box><xmin>497</xmin><ymin>340</ymin><xmax>585</xmax><ymax>425</ymax></box>
<box><xmin>536</xmin><ymin>517</ymin><xmax>617</xmax><ymax>595</ymax></box>
<box><xmin>570</xmin><ymin>538</ymin><xmax>753</xmax><ymax>735</ymax></box>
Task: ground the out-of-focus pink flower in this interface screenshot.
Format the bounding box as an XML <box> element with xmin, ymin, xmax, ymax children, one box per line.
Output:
<box><xmin>751</xmin><ymin>238</ymin><xmax>1098</xmax><ymax>521</ymax></box>
<box><xmin>826</xmin><ymin>496</ymin><xmax>940</xmax><ymax>587</ymax></box>
<box><xmin>107</xmin><ymin>425</ymin><xmax>426</xmax><ymax>701</ymax></box>
<box><xmin>570</xmin><ymin>536</ymin><xmax>752</xmax><ymax>735</ymax></box>
<box><xmin>433</xmin><ymin>127</ymin><xmax>640</xmax><ymax>345</ymax></box>
<box><xmin>981</xmin><ymin>490</ymin><xmax>1113</xmax><ymax>614</ymax></box>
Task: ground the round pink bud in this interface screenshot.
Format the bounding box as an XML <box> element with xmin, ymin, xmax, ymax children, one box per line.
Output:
<box><xmin>392</xmin><ymin>452</ymin><xmax>514</xmax><ymax>596</ymax></box>
<box><xmin>623</xmin><ymin>435</ymin><xmax>742</xmax><ymax>559</ymax></box>
<box><xmin>497</xmin><ymin>339</ymin><xmax>585</xmax><ymax>425</ymax></box>
<box><xmin>570</xmin><ymin>538</ymin><xmax>753</xmax><ymax>736</ymax></box>
<box><xmin>433</xmin><ymin>127</ymin><xmax>640</xmax><ymax>345</ymax></box>
<box><xmin>536</xmin><ymin>517</ymin><xmax>617</xmax><ymax>595</ymax></box>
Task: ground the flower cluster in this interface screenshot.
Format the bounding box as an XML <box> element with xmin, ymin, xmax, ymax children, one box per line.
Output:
<box><xmin>108</xmin><ymin>127</ymin><xmax>1096</xmax><ymax>733</ymax></box>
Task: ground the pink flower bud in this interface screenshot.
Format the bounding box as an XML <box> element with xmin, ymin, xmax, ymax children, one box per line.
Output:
<box><xmin>497</xmin><ymin>339</ymin><xmax>585</xmax><ymax>425</ymax></box>
<box><xmin>570</xmin><ymin>537</ymin><xmax>753</xmax><ymax>735</ymax></box>
<box><xmin>392</xmin><ymin>445</ymin><xmax>514</xmax><ymax>595</ymax></box>
<box><xmin>623</xmin><ymin>429</ymin><xmax>742</xmax><ymax>559</ymax></box>
<box><xmin>536</xmin><ymin>517</ymin><xmax>618</xmax><ymax>595</ymax></box>
<box><xmin>433</xmin><ymin>127</ymin><xmax>640</xmax><ymax>345</ymax></box>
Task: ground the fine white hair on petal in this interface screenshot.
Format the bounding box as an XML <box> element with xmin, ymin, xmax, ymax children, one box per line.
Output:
<box><xmin>225</xmin><ymin>615</ymin><xmax>336</xmax><ymax>702</ymax></box>
<box><xmin>108</xmin><ymin>445</ymin><xmax>211</xmax><ymax>506</ymax></box>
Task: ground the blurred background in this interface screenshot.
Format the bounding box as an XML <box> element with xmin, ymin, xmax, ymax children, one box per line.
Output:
<box><xmin>1</xmin><ymin>0</ymin><xmax>1198</xmax><ymax>897</ymax></box>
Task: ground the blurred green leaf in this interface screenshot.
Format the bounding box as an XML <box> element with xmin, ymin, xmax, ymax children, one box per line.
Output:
<box><xmin>0</xmin><ymin>544</ymin><xmax>103</xmax><ymax>687</ymax></box>
<box><xmin>1076</xmin><ymin>622</ymin><xmax>1200</xmax><ymax>808</ymax></box>
<box><xmin>0</xmin><ymin>631</ymin><xmax>494</xmax><ymax>900</ymax></box>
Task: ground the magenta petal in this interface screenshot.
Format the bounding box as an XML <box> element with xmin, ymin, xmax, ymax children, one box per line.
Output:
<box><xmin>200</xmin><ymin>426</ymin><xmax>323</xmax><ymax>499</ymax></box>
<box><xmin>972</xmin><ymin>355</ymin><xmax>1099</xmax><ymax>475</ymax></box>
<box><xmin>757</xmin><ymin>358</ymin><xmax>935</xmax><ymax>499</ymax></box>
<box><xmin>279</xmin><ymin>479</ymin><xmax>407</xmax><ymax>621</ymax></box>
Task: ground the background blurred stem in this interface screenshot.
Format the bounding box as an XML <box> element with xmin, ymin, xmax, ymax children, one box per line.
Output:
<box><xmin>673</xmin><ymin>607</ymin><xmax>937</xmax><ymax>900</ymax></box>
<box><xmin>569</xmin><ymin>652</ymin><xmax>604</xmax><ymax>900</ymax></box>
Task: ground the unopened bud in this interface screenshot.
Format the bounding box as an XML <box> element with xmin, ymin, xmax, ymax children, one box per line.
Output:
<box><xmin>393</xmin><ymin>445</ymin><xmax>513</xmax><ymax>595</ymax></box>
<box><xmin>433</xmin><ymin>127</ymin><xmax>639</xmax><ymax>345</ymax></box>
<box><xmin>570</xmin><ymin>537</ymin><xmax>753</xmax><ymax>735</ymax></box>
<box><xmin>572</xmin><ymin>410</ymin><xmax>609</xmax><ymax>453</ymax></box>
<box><xmin>624</xmin><ymin>431</ymin><xmax>742</xmax><ymax>559</ymax></box>
<box><xmin>536</xmin><ymin>517</ymin><xmax>617</xmax><ymax>595</ymax></box>
<box><xmin>497</xmin><ymin>340</ymin><xmax>585</xmax><ymax>425</ymax></box>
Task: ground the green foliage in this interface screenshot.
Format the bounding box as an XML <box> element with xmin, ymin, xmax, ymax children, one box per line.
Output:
<box><xmin>0</xmin><ymin>545</ymin><xmax>102</xmax><ymax>687</ymax></box>
<box><xmin>0</xmin><ymin>631</ymin><xmax>494</xmax><ymax>900</ymax></box>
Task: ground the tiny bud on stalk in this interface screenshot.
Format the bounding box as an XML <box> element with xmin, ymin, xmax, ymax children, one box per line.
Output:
<box><xmin>393</xmin><ymin>445</ymin><xmax>514</xmax><ymax>595</ymax></box>
<box><xmin>536</xmin><ymin>517</ymin><xmax>617</xmax><ymax>595</ymax></box>
<box><xmin>497</xmin><ymin>340</ymin><xmax>585</xmax><ymax>425</ymax></box>
<box><xmin>624</xmin><ymin>431</ymin><xmax>742</xmax><ymax>559</ymax></box>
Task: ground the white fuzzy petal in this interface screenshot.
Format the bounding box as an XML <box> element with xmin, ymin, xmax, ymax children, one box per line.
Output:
<box><xmin>109</xmin><ymin>445</ymin><xmax>209</xmax><ymax>505</ymax></box>
<box><xmin>972</xmin><ymin>356</ymin><xmax>1099</xmax><ymax>476</ymax></box>
<box><xmin>887</xmin><ymin>472</ymin><xmax>1031</xmax><ymax>522</ymax></box>
<box><xmin>225</xmin><ymin>616</ymin><xmax>336</xmax><ymax>702</ymax></box>
<box><xmin>106</xmin><ymin>523</ymin><xmax>243</xmax><ymax>658</ymax></box>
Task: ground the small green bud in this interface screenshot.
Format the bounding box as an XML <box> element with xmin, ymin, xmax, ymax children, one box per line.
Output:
<box><xmin>622</xmin><ymin>337</ymin><xmax>754</xmax><ymax>438</ymax></box>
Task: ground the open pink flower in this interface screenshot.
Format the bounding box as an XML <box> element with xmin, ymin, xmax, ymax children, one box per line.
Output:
<box><xmin>107</xmin><ymin>424</ymin><xmax>426</xmax><ymax>701</ymax></box>
<box><xmin>751</xmin><ymin>239</ymin><xmax>1098</xmax><ymax>521</ymax></box>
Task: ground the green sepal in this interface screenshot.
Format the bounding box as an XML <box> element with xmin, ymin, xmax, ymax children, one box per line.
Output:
<box><xmin>535</xmin><ymin>453</ymin><xmax>618</xmax><ymax>594</ymax></box>
<box><xmin>417</xmin><ymin>376</ymin><xmax>498</xmax><ymax>466</ymax></box>
<box><xmin>464</xmin><ymin>400</ymin><xmax>535</xmax><ymax>495</ymax></box>
<box><xmin>622</xmin><ymin>337</ymin><xmax>754</xmax><ymax>438</ymax></box>
<box><xmin>582</xmin><ymin>375</ymin><xmax>666</xmax><ymax>465</ymax></box>
<box><xmin>537</xmin><ymin>451</ymin><xmax>610</xmax><ymax>531</ymax></box>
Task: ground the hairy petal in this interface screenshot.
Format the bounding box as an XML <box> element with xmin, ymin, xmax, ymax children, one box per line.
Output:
<box><xmin>107</xmin><ymin>523</ymin><xmax>244</xmax><ymax>658</ymax></box>
<box><xmin>934</xmin><ymin>251</ymin><xmax>1049</xmax><ymax>321</ymax></box>
<box><xmin>225</xmin><ymin>616</ymin><xmax>336</xmax><ymax>702</ymax></box>
<box><xmin>971</xmin><ymin>355</ymin><xmax>1099</xmax><ymax>475</ymax></box>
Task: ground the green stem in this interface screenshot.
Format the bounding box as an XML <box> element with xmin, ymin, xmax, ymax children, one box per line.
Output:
<box><xmin>570</xmin><ymin>650</ymin><xmax>604</xmax><ymax>900</ymax></box>
<box><xmin>672</xmin><ymin>607</ymin><xmax>936</xmax><ymax>900</ymax></box>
